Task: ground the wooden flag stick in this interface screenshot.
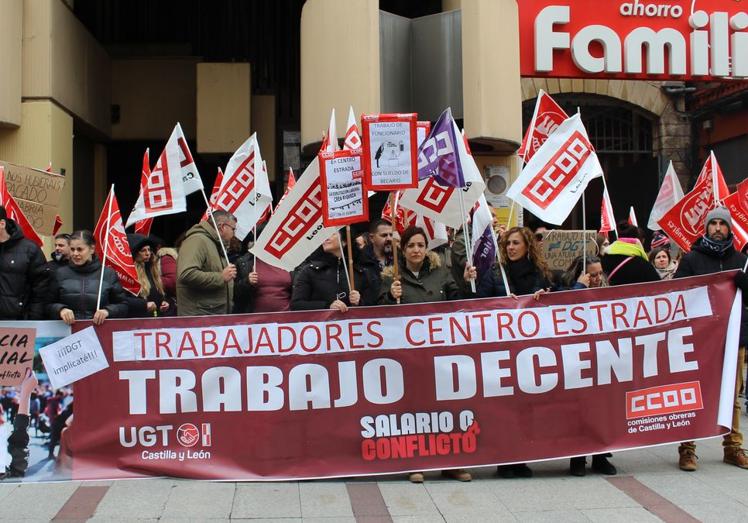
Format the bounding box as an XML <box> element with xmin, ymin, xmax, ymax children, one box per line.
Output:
<box><xmin>389</xmin><ymin>192</ymin><xmax>401</xmax><ymax>304</ymax></box>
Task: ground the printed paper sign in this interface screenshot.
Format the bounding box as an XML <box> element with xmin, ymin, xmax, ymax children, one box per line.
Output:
<box><xmin>362</xmin><ymin>113</ymin><xmax>418</xmax><ymax>191</ymax></box>
<box><xmin>0</xmin><ymin>328</ymin><xmax>35</xmax><ymax>386</ymax></box>
<box><xmin>319</xmin><ymin>149</ymin><xmax>368</xmax><ymax>227</ymax></box>
<box><xmin>40</xmin><ymin>326</ymin><xmax>109</xmax><ymax>389</ymax></box>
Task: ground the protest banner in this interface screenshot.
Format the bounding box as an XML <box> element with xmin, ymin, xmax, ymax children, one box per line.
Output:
<box><xmin>319</xmin><ymin>148</ymin><xmax>368</xmax><ymax>227</ymax></box>
<box><xmin>362</xmin><ymin>113</ymin><xmax>418</xmax><ymax>191</ymax></box>
<box><xmin>40</xmin><ymin>327</ymin><xmax>109</xmax><ymax>390</ymax></box>
<box><xmin>542</xmin><ymin>230</ymin><xmax>599</xmax><ymax>272</ymax></box>
<box><xmin>0</xmin><ymin>327</ymin><xmax>35</xmax><ymax>386</ymax></box>
<box><xmin>0</xmin><ymin>161</ymin><xmax>66</xmax><ymax>235</ymax></box>
<box><xmin>67</xmin><ymin>272</ymin><xmax>738</xmax><ymax>481</ymax></box>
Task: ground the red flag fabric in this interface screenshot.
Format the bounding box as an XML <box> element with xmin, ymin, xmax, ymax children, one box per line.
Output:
<box><xmin>518</xmin><ymin>89</ymin><xmax>569</xmax><ymax>164</ymax></box>
<box><xmin>201</xmin><ymin>167</ymin><xmax>225</xmax><ymax>221</ymax></box>
<box><xmin>52</xmin><ymin>215</ymin><xmax>63</xmax><ymax>236</ymax></box>
<box><xmin>94</xmin><ymin>188</ymin><xmax>142</xmax><ymax>296</ymax></box>
<box><xmin>627</xmin><ymin>206</ymin><xmax>639</xmax><ymax>227</ymax></box>
<box><xmin>658</xmin><ymin>154</ymin><xmax>728</xmax><ymax>252</ymax></box>
<box><xmin>723</xmin><ymin>178</ymin><xmax>748</xmax><ymax>251</ymax></box>
<box><xmin>599</xmin><ymin>188</ymin><xmax>616</xmax><ymax>234</ymax></box>
<box><xmin>0</xmin><ymin>167</ymin><xmax>43</xmax><ymax>247</ymax></box>
<box><xmin>134</xmin><ymin>149</ymin><xmax>153</xmax><ymax>236</ymax></box>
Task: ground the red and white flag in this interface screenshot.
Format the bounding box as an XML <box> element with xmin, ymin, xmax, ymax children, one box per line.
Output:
<box><xmin>343</xmin><ymin>106</ymin><xmax>362</xmax><ymax>151</ymax></box>
<box><xmin>382</xmin><ymin>197</ymin><xmax>447</xmax><ymax>250</ymax></box>
<box><xmin>658</xmin><ymin>153</ymin><xmax>729</xmax><ymax>251</ymax></box>
<box><xmin>212</xmin><ymin>134</ymin><xmax>273</xmax><ymax>241</ymax></box>
<box><xmin>251</xmin><ymin>157</ymin><xmax>339</xmax><ymax>271</ymax></box>
<box><xmin>321</xmin><ymin>108</ymin><xmax>339</xmax><ymax>153</ymax></box>
<box><xmin>277</xmin><ymin>168</ymin><xmax>296</xmax><ymax>209</ymax></box>
<box><xmin>399</xmin><ymin>121</ymin><xmax>485</xmax><ymax>228</ymax></box>
<box><xmin>126</xmin><ymin>123</ymin><xmax>202</xmax><ymax>226</ymax></box>
<box><xmin>628</xmin><ymin>206</ymin><xmax>639</xmax><ymax>227</ymax></box>
<box><xmin>508</xmin><ymin>113</ymin><xmax>603</xmax><ymax>226</ymax></box>
<box><xmin>723</xmin><ymin>178</ymin><xmax>748</xmax><ymax>251</ymax></box>
<box><xmin>647</xmin><ymin>161</ymin><xmax>684</xmax><ymax>231</ymax></box>
<box><xmin>52</xmin><ymin>214</ymin><xmax>63</xmax><ymax>236</ymax></box>
<box><xmin>94</xmin><ymin>187</ymin><xmax>141</xmax><ymax>296</ymax></box>
<box><xmin>0</xmin><ymin>167</ymin><xmax>43</xmax><ymax>247</ymax></box>
<box><xmin>599</xmin><ymin>188</ymin><xmax>616</xmax><ymax>234</ymax></box>
<box><xmin>133</xmin><ymin>149</ymin><xmax>153</xmax><ymax>236</ymax></box>
<box><xmin>201</xmin><ymin>167</ymin><xmax>225</xmax><ymax>221</ymax></box>
<box><xmin>518</xmin><ymin>89</ymin><xmax>569</xmax><ymax>164</ymax></box>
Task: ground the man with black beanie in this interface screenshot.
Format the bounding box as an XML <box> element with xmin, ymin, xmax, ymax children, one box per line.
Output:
<box><xmin>675</xmin><ymin>207</ymin><xmax>748</xmax><ymax>471</ymax></box>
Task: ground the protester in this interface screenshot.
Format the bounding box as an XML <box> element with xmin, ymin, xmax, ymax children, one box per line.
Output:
<box><xmin>478</xmin><ymin>226</ymin><xmax>551</xmax><ymax>301</ymax></box>
<box><xmin>1</xmin><ymin>369</ymin><xmax>37</xmax><ymax>479</ymax></box>
<box><xmin>291</xmin><ymin>232</ymin><xmax>376</xmax><ymax>311</ymax></box>
<box><xmin>559</xmin><ymin>255</ymin><xmax>605</xmax><ymax>290</ymax></box>
<box><xmin>234</xmin><ymin>226</ymin><xmax>293</xmax><ymax>314</ymax></box>
<box><xmin>176</xmin><ymin>211</ymin><xmax>237</xmax><ymax>316</ymax></box>
<box><xmin>128</xmin><ymin>234</ymin><xmax>172</xmax><ymax>317</ymax></box>
<box><xmin>378</xmin><ymin>226</ymin><xmax>475</xmax><ymax>483</ymax></box>
<box><xmin>362</xmin><ymin>220</ymin><xmax>394</xmax><ymax>292</ymax></box>
<box><xmin>596</xmin><ymin>233</ymin><xmax>610</xmax><ymax>256</ymax></box>
<box><xmin>650</xmin><ymin>230</ymin><xmax>671</xmax><ymax>252</ymax></box>
<box><xmin>0</xmin><ymin>206</ymin><xmax>49</xmax><ymax>320</ymax></box>
<box><xmin>601</xmin><ymin>222</ymin><xmax>660</xmax><ymax>286</ymax></box>
<box><xmin>154</xmin><ymin>236</ymin><xmax>178</xmax><ymax>306</ymax></box>
<box><xmin>380</xmin><ymin>226</ymin><xmax>475</xmax><ymax>306</ymax></box>
<box><xmin>649</xmin><ymin>247</ymin><xmax>677</xmax><ymax>280</ymax></box>
<box><xmin>46</xmin><ymin>233</ymin><xmax>71</xmax><ymax>271</ymax></box>
<box><xmin>675</xmin><ymin>207</ymin><xmax>748</xmax><ymax>471</ymax></box>
<box><xmin>47</xmin><ymin>230</ymin><xmax>128</xmax><ymax>324</ymax></box>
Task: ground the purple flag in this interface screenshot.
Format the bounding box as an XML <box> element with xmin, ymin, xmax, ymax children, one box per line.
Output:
<box><xmin>472</xmin><ymin>226</ymin><xmax>496</xmax><ymax>277</ymax></box>
<box><xmin>416</xmin><ymin>108</ymin><xmax>465</xmax><ymax>188</ymax></box>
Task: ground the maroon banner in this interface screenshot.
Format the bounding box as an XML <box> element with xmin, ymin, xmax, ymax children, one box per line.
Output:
<box><xmin>69</xmin><ymin>273</ymin><xmax>740</xmax><ymax>480</ymax></box>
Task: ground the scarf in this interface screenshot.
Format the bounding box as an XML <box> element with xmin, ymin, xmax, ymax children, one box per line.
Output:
<box><xmin>505</xmin><ymin>257</ymin><xmax>545</xmax><ymax>296</ymax></box>
<box><xmin>606</xmin><ymin>238</ymin><xmax>648</xmax><ymax>261</ymax></box>
<box><xmin>655</xmin><ymin>261</ymin><xmax>678</xmax><ymax>280</ymax></box>
<box><xmin>696</xmin><ymin>234</ymin><xmax>734</xmax><ymax>257</ymax></box>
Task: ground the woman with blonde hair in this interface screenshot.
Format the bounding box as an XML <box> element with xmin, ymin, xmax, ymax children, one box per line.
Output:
<box><xmin>128</xmin><ymin>234</ymin><xmax>172</xmax><ymax>317</ymax></box>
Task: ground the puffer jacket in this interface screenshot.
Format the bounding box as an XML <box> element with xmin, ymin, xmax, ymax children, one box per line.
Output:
<box><xmin>379</xmin><ymin>252</ymin><xmax>463</xmax><ymax>305</ymax></box>
<box><xmin>291</xmin><ymin>251</ymin><xmax>377</xmax><ymax>310</ymax></box>
<box><xmin>47</xmin><ymin>259</ymin><xmax>129</xmax><ymax>320</ymax></box>
<box><xmin>675</xmin><ymin>237</ymin><xmax>748</xmax><ymax>345</ymax></box>
<box><xmin>0</xmin><ymin>220</ymin><xmax>49</xmax><ymax>320</ymax></box>
<box><xmin>176</xmin><ymin>222</ymin><xmax>233</xmax><ymax>316</ymax></box>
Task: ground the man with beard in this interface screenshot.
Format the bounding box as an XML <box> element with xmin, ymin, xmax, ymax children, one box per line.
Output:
<box><xmin>46</xmin><ymin>233</ymin><xmax>71</xmax><ymax>271</ymax></box>
<box><xmin>675</xmin><ymin>207</ymin><xmax>748</xmax><ymax>471</ymax></box>
<box><xmin>362</xmin><ymin>220</ymin><xmax>393</xmax><ymax>291</ymax></box>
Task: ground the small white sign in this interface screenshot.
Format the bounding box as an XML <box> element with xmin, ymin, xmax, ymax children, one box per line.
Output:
<box><xmin>40</xmin><ymin>326</ymin><xmax>109</xmax><ymax>389</ymax></box>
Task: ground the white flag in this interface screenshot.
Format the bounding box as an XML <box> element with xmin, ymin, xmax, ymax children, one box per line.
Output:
<box><xmin>325</xmin><ymin>108</ymin><xmax>338</xmax><ymax>153</ymax></box>
<box><xmin>399</xmin><ymin>120</ymin><xmax>485</xmax><ymax>228</ymax></box>
<box><xmin>647</xmin><ymin>161</ymin><xmax>685</xmax><ymax>231</ymax></box>
<box><xmin>251</xmin><ymin>158</ymin><xmax>339</xmax><ymax>271</ymax></box>
<box><xmin>628</xmin><ymin>206</ymin><xmax>639</xmax><ymax>227</ymax></box>
<box><xmin>507</xmin><ymin>113</ymin><xmax>602</xmax><ymax>226</ymax></box>
<box><xmin>343</xmin><ymin>106</ymin><xmax>362</xmax><ymax>151</ymax></box>
<box><xmin>126</xmin><ymin>123</ymin><xmax>188</xmax><ymax>226</ymax></box>
<box><xmin>212</xmin><ymin>134</ymin><xmax>273</xmax><ymax>241</ymax></box>
<box><xmin>172</xmin><ymin>123</ymin><xmax>204</xmax><ymax>196</ymax></box>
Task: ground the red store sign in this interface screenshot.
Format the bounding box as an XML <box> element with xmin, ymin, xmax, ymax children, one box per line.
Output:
<box><xmin>519</xmin><ymin>0</ymin><xmax>748</xmax><ymax>80</ymax></box>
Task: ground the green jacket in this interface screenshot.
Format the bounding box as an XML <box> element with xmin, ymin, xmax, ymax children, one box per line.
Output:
<box><xmin>176</xmin><ymin>221</ymin><xmax>233</xmax><ymax>316</ymax></box>
<box><xmin>379</xmin><ymin>252</ymin><xmax>463</xmax><ymax>305</ymax></box>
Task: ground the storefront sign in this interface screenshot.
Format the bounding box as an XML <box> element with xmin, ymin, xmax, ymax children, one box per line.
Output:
<box><xmin>519</xmin><ymin>0</ymin><xmax>748</xmax><ymax>80</ymax></box>
<box><xmin>68</xmin><ymin>273</ymin><xmax>739</xmax><ymax>481</ymax></box>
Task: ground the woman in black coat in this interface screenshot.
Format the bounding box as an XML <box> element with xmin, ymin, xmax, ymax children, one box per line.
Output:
<box><xmin>47</xmin><ymin>230</ymin><xmax>128</xmax><ymax>325</ymax></box>
<box><xmin>601</xmin><ymin>222</ymin><xmax>660</xmax><ymax>286</ymax></box>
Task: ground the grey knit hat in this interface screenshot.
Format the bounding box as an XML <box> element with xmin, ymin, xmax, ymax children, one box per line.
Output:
<box><xmin>704</xmin><ymin>207</ymin><xmax>732</xmax><ymax>234</ymax></box>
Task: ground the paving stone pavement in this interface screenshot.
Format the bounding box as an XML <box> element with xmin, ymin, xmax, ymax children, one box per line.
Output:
<box><xmin>4</xmin><ymin>414</ymin><xmax>748</xmax><ymax>522</ymax></box>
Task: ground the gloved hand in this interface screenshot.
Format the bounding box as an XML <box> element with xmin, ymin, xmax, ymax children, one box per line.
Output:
<box><xmin>734</xmin><ymin>270</ymin><xmax>748</xmax><ymax>292</ymax></box>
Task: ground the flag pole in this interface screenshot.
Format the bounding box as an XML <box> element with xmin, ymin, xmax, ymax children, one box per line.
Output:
<box><xmin>338</xmin><ymin>230</ymin><xmax>354</xmax><ymax>295</ymax></box>
<box><xmin>458</xmin><ymin>190</ymin><xmax>477</xmax><ymax>293</ymax></box>
<box><xmin>489</xmin><ymin>223</ymin><xmax>511</xmax><ymax>295</ymax></box>
<box><xmin>390</xmin><ymin>192</ymin><xmax>401</xmax><ymax>304</ymax></box>
<box><xmin>96</xmin><ymin>184</ymin><xmax>115</xmax><ymax>312</ymax></box>
<box><xmin>506</xmin><ymin>200</ymin><xmax>516</xmax><ymax>229</ymax></box>
<box><xmin>345</xmin><ymin>225</ymin><xmax>355</xmax><ymax>292</ymax></box>
<box><xmin>582</xmin><ymin>191</ymin><xmax>587</xmax><ymax>273</ymax></box>
<box><xmin>199</xmin><ymin>188</ymin><xmax>231</xmax><ymax>265</ymax></box>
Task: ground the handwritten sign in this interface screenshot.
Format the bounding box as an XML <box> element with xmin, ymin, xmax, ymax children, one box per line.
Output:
<box><xmin>0</xmin><ymin>162</ymin><xmax>66</xmax><ymax>235</ymax></box>
<box><xmin>318</xmin><ymin>149</ymin><xmax>368</xmax><ymax>226</ymax></box>
<box><xmin>542</xmin><ymin>230</ymin><xmax>599</xmax><ymax>272</ymax></box>
<box><xmin>0</xmin><ymin>328</ymin><xmax>36</xmax><ymax>386</ymax></box>
<box><xmin>40</xmin><ymin>327</ymin><xmax>109</xmax><ymax>389</ymax></box>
